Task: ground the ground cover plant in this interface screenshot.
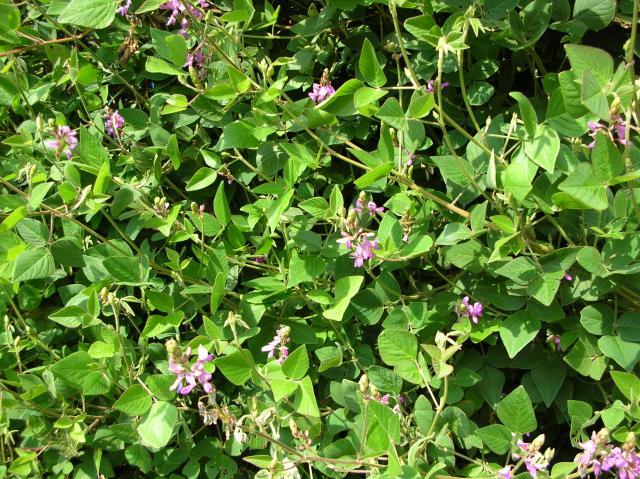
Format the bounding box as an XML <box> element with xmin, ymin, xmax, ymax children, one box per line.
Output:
<box><xmin>1</xmin><ymin>0</ymin><xmax>640</xmax><ymax>477</ymax></box>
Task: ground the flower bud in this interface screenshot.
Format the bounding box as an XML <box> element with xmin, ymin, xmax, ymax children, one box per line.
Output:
<box><xmin>597</xmin><ymin>428</ymin><xmax>610</xmax><ymax>444</ymax></box>
<box><xmin>289</xmin><ymin>418</ymin><xmax>299</xmax><ymax>435</ymax></box>
<box><xmin>531</xmin><ymin>434</ymin><xmax>545</xmax><ymax>452</ymax></box>
<box><xmin>624</xmin><ymin>432</ymin><xmax>636</xmax><ymax>451</ymax></box>
<box><xmin>359</xmin><ymin>374</ymin><xmax>369</xmax><ymax>393</ymax></box>
<box><xmin>47</xmin><ymin>118</ymin><xmax>56</xmax><ymax>127</ymax></box>
<box><xmin>190</xmin><ymin>202</ymin><xmax>199</xmax><ymax>214</ymax></box>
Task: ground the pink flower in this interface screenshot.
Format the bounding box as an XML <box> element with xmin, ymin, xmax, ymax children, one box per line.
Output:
<box><xmin>426</xmin><ymin>80</ymin><xmax>449</xmax><ymax>93</ymax></box>
<box><xmin>498</xmin><ymin>466</ymin><xmax>513</xmax><ymax>479</ymax></box>
<box><xmin>117</xmin><ymin>0</ymin><xmax>131</xmax><ymax>15</ymax></box>
<box><xmin>104</xmin><ymin>110</ymin><xmax>124</xmax><ymax>137</ymax></box>
<box><xmin>563</xmin><ymin>272</ymin><xmax>572</xmax><ymax>281</ymax></box>
<box><xmin>169</xmin><ymin>345</ymin><xmax>214</xmax><ymax>395</ymax></box>
<box><xmin>366</xmin><ymin>201</ymin><xmax>384</xmax><ymax>216</ymax></box>
<box><xmin>353</xmin><ymin>237</ymin><xmax>379</xmax><ymax>268</ymax></box>
<box><xmin>262</xmin><ymin>326</ymin><xmax>290</xmax><ymax>364</ymax></box>
<box><xmin>457</xmin><ymin>296</ymin><xmax>483</xmax><ymax>323</ymax></box>
<box><xmin>45</xmin><ymin>126</ymin><xmax>77</xmax><ymax>159</ymax></box>
<box><xmin>615</xmin><ymin>120</ymin><xmax>628</xmax><ymax>146</ymax></box>
<box><xmin>308</xmin><ymin>82</ymin><xmax>336</xmax><ymax>103</ymax></box>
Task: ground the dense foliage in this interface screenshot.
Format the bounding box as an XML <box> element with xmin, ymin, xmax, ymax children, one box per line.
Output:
<box><xmin>1</xmin><ymin>0</ymin><xmax>640</xmax><ymax>478</ymax></box>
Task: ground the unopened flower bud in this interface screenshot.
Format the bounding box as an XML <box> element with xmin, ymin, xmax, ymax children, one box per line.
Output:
<box><xmin>289</xmin><ymin>418</ymin><xmax>299</xmax><ymax>435</ymax></box>
<box><xmin>597</xmin><ymin>428</ymin><xmax>609</xmax><ymax>444</ymax></box>
<box><xmin>190</xmin><ymin>202</ymin><xmax>199</xmax><ymax>214</ymax></box>
<box><xmin>544</xmin><ymin>447</ymin><xmax>555</xmax><ymax>462</ymax></box>
<box><xmin>624</xmin><ymin>432</ymin><xmax>636</xmax><ymax>451</ymax></box>
<box><xmin>531</xmin><ymin>434</ymin><xmax>545</xmax><ymax>452</ymax></box>
<box><xmin>48</xmin><ymin>118</ymin><xmax>56</xmax><ymax>127</ymax></box>
<box><xmin>359</xmin><ymin>374</ymin><xmax>369</xmax><ymax>393</ymax></box>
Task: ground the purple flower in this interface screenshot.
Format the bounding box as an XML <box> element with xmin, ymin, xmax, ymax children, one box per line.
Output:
<box><xmin>378</xmin><ymin>394</ymin><xmax>390</xmax><ymax>405</ymax></box>
<box><xmin>498</xmin><ymin>466</ymin><xmax>513</xmax><ymax>479</ymax></box>
<box><xmin>354</xmin><ymin>198</ymin><xmax>364</xmax><ymax>213</ymax></box>
<box><xmin>404</xmin><ymin>148</ymin><xmax>417</xmax><ymax>166</ymax></box>
<box><xmin>169</xmin><ymin>345</ymin><xmax>214</xmax><ymax>395</ymax></box>
<box><xmin>563</xmin><ymin>272</ymin><xmax>572</xmax><ymax>281</ymax></box>
<box><xmin>104</xmin><ymin>110</ymin><xmax>124</xmax><ymax>137</ymax></box>
<box><xmin>337</xmin><ymin>231</ymin><xmax>354</xmax><ymax>250</ymax></box>
<box><xmin>45</xmin><ymin>126</ymin><xmax>78</xmax><ymax>159</ymax></box>
<box><xmin>456</xmin><ymin>296</ymin><xmax>483</xmax><ymax>323</ymax></box>
<box><xmin>308</xmin><ymin>82</ymin><xmax>336</xmax><ymax>103</ymax></box>
<box><xmin>353</xmin><ymin>236</ymin><xmax>379</xmax><ymax>268</ymax></box>
<box><xmin>367</xmin><ymin>201</ymin><xmax>384</xmax><ymax>216</ymax></box>
<box><xmin>117</xmin><ymin>0</ymin><xmax>131</xmax><ymax>15</ymax></box>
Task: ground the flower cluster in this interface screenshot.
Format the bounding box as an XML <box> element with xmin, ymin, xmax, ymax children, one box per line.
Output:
<box><xmin>337</xmin><ymin>229</ymin><xmax>380</xmax><ymax>268</ymax></box>
<box><xmin>45</xmin><ymin>125</ymin><xmax>77</xmax><ymax>159</ymax></box>
<box><xmin>308</xmin><ymin>68</ymin><xmax>336</xmax><ymax>104</ymax></box>
<box><xmin>262</xmin><ymin>325</ymin><xmax>290</xmax><ymax>364</ymax></box>
<box><xmin>513</xmin><ymin>435</ymin><xmax>554</xmax><ymax>478</ymax></box>
<box><xmin>160</xmin><ymin>0</ymin><xmax>209</xmax><ymax>37</ymax></box>
<box><xmin>167</xmin><ymin>342</ymin><xmax>214</xmax><ymax>395</ymax></box>
<box><xmin>354</xmin><ymin>195</ymin><xmax>384</xmax><ymax>216</ymax></box>
<box><xmin>456</xmin><ymin>296</ymin><xmax>483</xmax><ymax>324</ymax></box>
<box><xmin>104</xmin><ymin>108</ymin><xmax>124</xmax><ymax>137</ymax></box>
<box><xmin>577</xmin><ymin>429</ymin><xmax>640</xmax><ymax>479</ymax></box>
<box><xmin>587</xmin><ymin>118</ymin><xmax>628</xmax><ymax>148</ymax></box>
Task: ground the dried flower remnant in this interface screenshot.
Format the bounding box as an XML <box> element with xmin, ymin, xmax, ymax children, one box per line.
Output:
<box><xmin>308</xmin><ymin>68</ymin><xmax>336</xmax><ymax>103</ymax></box>
<box><xmin>45</xmin><ymin>125</ymin><xmax>78</xmax><ymax>160</ymax></box>
<box><xmin>456</xmin><ymin>296</ymin><xmax>483</xmax><ymax>324</ymax></box>
<box><xmin>166</xmin><ymin>340</ymin><xmax>214</xmax><ymax>395</ymax></box>
<box><xmin>104</xmin><ymin>108</ymin><xmax>124</xmax><ymax>137</ymax></box>
<box><xmin>261</xmin><ymin>325</ymin><xmax>290</xmax><ymax>364</ymax></box>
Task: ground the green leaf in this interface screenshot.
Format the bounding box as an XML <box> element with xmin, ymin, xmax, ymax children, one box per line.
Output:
<box><xmin>558</xmin><ymin>163</ymin><xmax>608</xmax><ymax>210</ymax></box>
<box><xmin>103</xmin><ymin>256</ymin><xmax>141</xmax><ymax>283</ymax></box>
<box><xmin>0</xmin><ymin>205</ymin><xmax>27</xmax><ymax>233</ymax></box>
<box><xmin>359</xmin><ymin>38</ymin><xmax>386</xmax><ymax>87</ymax></box>
<box><xmin>319</xmin><ymin>79</ymin><xmax>363</xmax><ymax>116</ymax></box>
<box><xmin>565</xmin><ymin>44</ymin><xmax>613</xmax><ymax>88</ymax></box>
<box><xmin>619</xmin><ymin>312</ymin><xmax>640</xmax><ymax>342</ymax></box>
<box><xmin>354</xmin><ymin>162</ymin><xmax>393</xmax><ymax>189</ymax></box>
<box><xmin>141</xmin><ymin>311</ymin><xmax>184</xmax><ymax>338</ymax></box>
<box><xmin>12</xmin><ymin>248</ymin><xmax>55</xmax><ymax>282</ymax></box>
<box><xmin>406</xmin><ymin>91</ymin><xmax>435</xmax><ymax>119</ymax></box>
<box><xmin>467</xmin><ymin>81</ymin><xmax>495</xmax><ymax>106</ymax></box>
<box><xmin>138</xmin><ymin>401</ymin><xmax>178</xmax><ymax>449</ymax></box>
<box><xmin>51</xmin><ymin>238</ymin><xmax>85</xmax><ymax>267</ymax></box>
<box><xmin>214</xmin><ymin>350</ymin><xmax>255</xmax><ymax>385</ymax></box>
<box><xmin>58</xmin><ymin>0</ymin><xmax>116</xmax><ymax>29</ymax></box>
<box><xmin>27</xmin><ymin>183</ymin><xmax>53</xmax><ymax>210</ymax></box>
<box><xmin>114</xmin><ymin>385</ymin><xmax>153</xmax><ymax>416</ymax></box>
<box><xmin>509</xmin><ymin>92</ymin><xmax>538</xmax><ymax>137</ymax></box>
<box><xmin>186</xmin><ymin>167</ymin><xmax>217</xmax><ymax>191</ymax></box>
<box><xmin>610</xmin><ymin>371</ymin><xmax>640</xmax><ymax>401</ymax></box>
<box><xmin>323</xmin><ymin>276</ymin><xmax>364</xmax><ymax>321</ymax></box>
<box><xmin>49</xmin><ymin>305</ymin><xmax>85</xmax><ymax>328</ymax></box>
<box><xmin>499</xmin><ymin>311</ymin><xmax>541</xmax><ymax>358</ymax></box>
<box><xmin>378</xmin><ymin>330</ymin><xmax>417</xmax><ymax>366</ymax></box>
<box><xmin>145</xmin><ymin>56</ymin><xmax>186</xmax><ymax>76</ymax></box>
<box><xmin>299</xmin><ymin>197</ymin><xmax>330</xmax><ymax>218</ymax></box>
<box><xmin>579</xmin><ymin>304</ymin><xmax>613</xmax><ymax>335</ymax></box>
<box><xmin>51</xmin><ymin>351</ymin><xmax>93</xmax><ymax>389</ymax></box>
<box><xmin>151</xmin><ymin>29</ymin><xmax>187</xmax><ymax>67</ymax></box>
<box><xmin>288</xmin><ymin>251</ymin><xmax>324</xmax><ymax>287</ymax></box>
<box><xmin>404</xmin><ymin>14</ymin><xmax>439</xmax><ymax>45</ymax></box>
<box><xmin>503</xmin><ymin>154</ymin><xmax>538</xmax><ymax>202</ymax></box>
<box><xmin>135</xmin><ymin>0</ymin><xmax>165</xmax><ymax>13</ymax></box>
<box><xmin>531</xmin><ymin>360</ymin><xmax>566</xmax><ymax>406</ymax></box>
<box><xmin>581</xmin><ymin>70</ymin><xmax>609</xmax><ymax>120</ymax></box>
<box><xmin>214</xmin><ymin>182</ymin><xmax>231</xmax><ymax>226</ymax></box>
<box><xmin>477</xmin><ymin>424</ymin><xmax>512</xmax><ymax>454</ymax></box>
<box><xmin>375</xmin><ymin>98</ymin><xmax>408</xmax><ymax>131</ymax></box>
<box><xmin>523</xmin><ymin>124</ymin><xmax>559</xmax><ymax>173</ymax></box>
<box><xmin>496</xmin><ymin>386</ymin><xmax>537</xmax><ymax>433</ymax></box>
<box><xmin>592</xmin><ymin>132</ymin><xmax>622</xmax><ymax>181</ymax></box>
<box><xmin>282</xmin><ymin>345</ymin><xmax>309</xmax><ymax>380</ymax></box>
<box><xmin>573</xmin><ymin>0</ymin><xmax>615</xmax><ymax>31</ymax></box>
<box><xmin>293</xmin><ymin>376</ymin><xmax>320</xmax><ymax>417</ymax></box>
<box><xmin>598</xmin><ymin>336</ymin><xmax>640</xmax><ymax>370</ymax></box>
